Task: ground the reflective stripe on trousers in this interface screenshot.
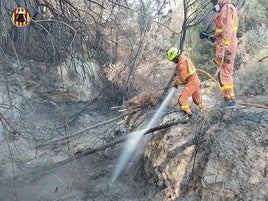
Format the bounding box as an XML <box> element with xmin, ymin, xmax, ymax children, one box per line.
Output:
<box><xmin>180</xmin><ymin>104</ymin><xmax>192</xmax><ymax>115</ymax></box>
<box><xmin>221</xmin><ymin>84</ymin><xmax>235</xmax><ymax>99</ymax></box>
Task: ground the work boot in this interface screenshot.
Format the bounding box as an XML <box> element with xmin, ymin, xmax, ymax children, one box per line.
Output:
<box><xmin>198</xmin><ymin>103</ymin><xmax>206</xmax><ymax>111</ymax></box>
<box><xmin>220</xmin><ymin>98</ymin><xmax>236</xmax><ymax>108</ymax></box>
<box><xmin>177</xmin><ymin>110</ymin><xmax>190</xmax><ymax>123</ymax></box>
<box><xmin>173</xmin><ymin>110</ymin><xmax>189</xmax><ymax>123</ymax></box>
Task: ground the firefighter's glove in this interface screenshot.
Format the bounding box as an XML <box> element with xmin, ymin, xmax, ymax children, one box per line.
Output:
<box><xmin>199</xmin><ymin>31</ymin><xmax>215</xmax><ymax>43</ymax></box>
<box><xmin>213</xmin><ymin>51</ymin><xmax>231</xmax><ymax>66</ymax></box>
<box><xmin>224</xmin><ymin>50</ymin><xmax>232</xmax><ymax>64</ymax></box>
<box><xmin>199</xmin><ymin>31</ymin><xmax>210</xmax><ymax>39</ymax></box>
<box><xmin>173</xmin><ymin>79</ymin><xmax>182</xmax><ymax>88</ymax></box>
<box><xmin>209</xmin><ymin>36</ymin><xmax>216</xmax><ymax>43</ymax></box>
<box><xmin>213</xmin><ymin>57</ymin><xmax>222</xmax><ymax>66</ymax></box>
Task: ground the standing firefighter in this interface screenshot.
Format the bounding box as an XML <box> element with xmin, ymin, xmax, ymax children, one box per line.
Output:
<box><xmin>200</xmin><ymin>0</ymin><xmax>239</xmax><ymax>108</ymax></box>
<box><xmin>167</xmin><ymin>47</ymin><xmax>205</xmax><ymax>120</ymax></box>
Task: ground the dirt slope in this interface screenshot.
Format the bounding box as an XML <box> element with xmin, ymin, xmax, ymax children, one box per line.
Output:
<box><xmin>144</xmin><ymin>106</ymin><xmax>268</xmax><ymax>201</ymax></box>
<box><xmin>0</xmin><ymin>98</ymin><xmax>267</xmax><ymax>201</ymax></box>
<box><xmin>0</xmin><ymin>58</ymin><xmax>267</xmax><ymax>200</ymax></box>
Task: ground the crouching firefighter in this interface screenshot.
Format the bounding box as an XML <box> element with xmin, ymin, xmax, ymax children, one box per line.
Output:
<box><xmin>167</xmin><ymin>47</ymin><xmax>205</xmax><ymax>120</ymax></box>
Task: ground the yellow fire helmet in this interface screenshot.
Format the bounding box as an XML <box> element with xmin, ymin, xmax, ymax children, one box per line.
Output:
<box><xmin>167</xmin><ymin>47</ymin><xmax>180</xmax><ymax>61</ymax></box>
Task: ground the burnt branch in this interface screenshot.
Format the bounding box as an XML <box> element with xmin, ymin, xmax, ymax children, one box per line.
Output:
<box><xmin>58</xmin><ymin>118</ymin><xmax>187</xmax><ymax>166</ymax></box>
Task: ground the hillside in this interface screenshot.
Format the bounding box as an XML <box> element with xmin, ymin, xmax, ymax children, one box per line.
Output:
<box><xmin>0</xmin><ymin>0</ymin><xmax>268</xmax><ymax>200</ymax></box>
<box><xmin>144</xmin><ymin>105</ymin><xmax>268</xmax><ymax>201</ymax></box>
<box><xmin>0</xmin><ymin>92</ymin><xmax>267</xmax><ymax>200</ymax></box>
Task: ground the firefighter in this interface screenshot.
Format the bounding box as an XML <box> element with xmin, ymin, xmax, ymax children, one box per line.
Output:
<box><xmin>200</xmin><ymin>0</ymin><xmax>239</xmax><ymax>108</ymax></box>
<box><xmin>167</xmin><ymin>47</ymin><xmax>205</xmax><ymax>120</ymax></box>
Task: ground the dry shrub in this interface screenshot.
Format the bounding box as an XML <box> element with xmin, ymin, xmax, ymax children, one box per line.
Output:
<box><xmin>124</xmin><ymin>90</ymin><xmax>162</xmax><ymax>109</ymax></box>
<box><xmin>235</xmin><ymin>22</ymin><xmax>268</xmax><ymax>97</ymax></box>
<box><xmin>236</xmin><ymin>62</ymin><xmax>268</xmax><ymax>96</ymax></box>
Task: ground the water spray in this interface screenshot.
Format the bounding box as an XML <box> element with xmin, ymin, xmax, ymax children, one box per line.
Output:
<box><xmin>110</xmin><ymin>87</ymin><xmax>176</xmax><ymax>184</ymax></box>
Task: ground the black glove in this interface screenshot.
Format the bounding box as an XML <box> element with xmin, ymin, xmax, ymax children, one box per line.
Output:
<box><xmin>209</xmin><ymin>36</ymin><xmax>216</xmax><ymax>43</ymax></box>
<box><xmin>200</xmin><ymin>31</ymin><xmax>216</xmax><ymax>43</ymax></box>
<box><xmin>173</xmin><ymin>84</ymin><xmax>179</xmax><ymax>89</ymax></box>
<box><xmin>199</xmin><ymin>31</ymin><xmax>210</xmax><ymax>39</ymax></box>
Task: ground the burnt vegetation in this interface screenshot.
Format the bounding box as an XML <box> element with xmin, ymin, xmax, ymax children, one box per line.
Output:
<box><xmin>0</xmin><ymin>0</ymin><xmax>267</xmax><ymax>200</ymax></box>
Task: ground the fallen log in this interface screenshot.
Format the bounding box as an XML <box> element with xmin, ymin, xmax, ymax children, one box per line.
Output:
<box><xmin>37</xmin><ymin>111</ymin><xmax>138</xmax><ymax>149</ymax></box>
<box><xmin>238</xmin><ymin>103</ymin><xmax>268</xmax><ymax>109</ymax></box>
<box><xmin>57</xmin><ymin>119</ymin><xmax>186</xmax><ymax>166</ymax></box>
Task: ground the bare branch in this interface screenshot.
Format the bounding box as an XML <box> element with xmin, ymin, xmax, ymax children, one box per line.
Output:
<box><xmin>58</xmin><ymin>118</ymin><xmax>187</xmax><ymax>166</ymax></box>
